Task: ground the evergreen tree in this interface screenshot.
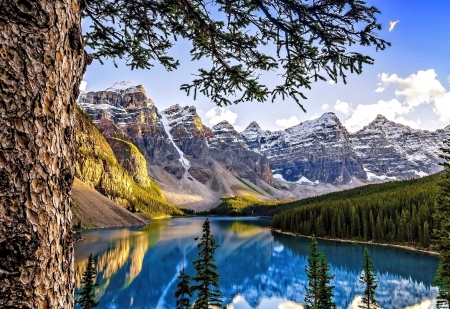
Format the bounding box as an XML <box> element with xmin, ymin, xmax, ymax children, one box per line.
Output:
<box><xmin>433</xmin><ymin>257</ymin><xmax>450</xmax><ymax>309</ymax></box>
<box><xmin>192</xmin><ymin>217</ymin><xmax>222</xmax><ymax>309</ymax></box>
<box><xmin>433</xmin><ymin>136</ymin><xmax>450</xmax><ymax>308</ymax></box>
<box><xmin>305</xmin><ymin>236</ymin><xmax>321</xmax><ymax>309</ymax></box>
<box><xmin>76</xmin><ymin>254</ymin><xmax>99</xmax><ymax>309</ymax></box>
<box><xmin>175</xmin><ymin>268</ymin><xmax>193</xmax><ymax>309</ymax></box>
<box><xmin>317</xmin><ymin>253</ymin><xmax>337</xmax><ymax>309</ymax></box>
<box><xmin>358</xmin><ymin>249</ymin><xmax>378</xmax><ymax>309</ymax></box>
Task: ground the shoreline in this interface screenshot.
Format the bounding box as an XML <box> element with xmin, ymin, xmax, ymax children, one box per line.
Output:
<box><xmin>270</xmin><ymin>229</ymin><xmax>439</xmax><ymax>256</ymax></box>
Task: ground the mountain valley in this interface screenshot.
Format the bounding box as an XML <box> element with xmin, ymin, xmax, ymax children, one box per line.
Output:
<box><xmin>75</xmin><ymin>81</ymin><xmax>450</xmax><ymax>216</ymax></box>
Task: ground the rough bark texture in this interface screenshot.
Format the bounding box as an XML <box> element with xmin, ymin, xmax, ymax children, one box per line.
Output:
<box><xmin>0</xmin><ymin>0</ymin><xmax>84</xmax><ymax>308</ymax></box>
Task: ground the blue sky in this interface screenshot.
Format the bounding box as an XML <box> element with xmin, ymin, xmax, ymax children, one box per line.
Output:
<box><xmin>81</xmin><ymin>0</ymin><xmax>450</xmax><ymax>132</ymax></box>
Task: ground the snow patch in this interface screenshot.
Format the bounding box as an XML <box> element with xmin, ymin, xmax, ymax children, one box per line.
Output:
<box><xmin>160</xmin><ymin>114</ymin><xmax>191</xmax><ymax>178</ymax></box>
<box><xmin>366</xmin><ymin>172</ymin><xmax>397</xmax><ymax>181</ymax></box>
<box><xmin>273</xmin><ymin>174</ymin><xmax>285</xmax><ymax>180</ymax></box>
<box><xmin>296</xmin><ymin>176</ymin><xmax>319</xmax><ymax>185</ymax></box>
<box><xmin>106</xmin><ymin>80</ymin><xmax>137</xmax><ymax>91</ymax></box>
<box><xmin>414</xmin><ymin>170</ymin><xmax>429</xmax><ymax>177</ymax></box>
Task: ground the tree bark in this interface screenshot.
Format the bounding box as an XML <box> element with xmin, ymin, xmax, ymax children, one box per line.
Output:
<box><xmin>0</xmin><ymin>0</ymin><xmax>85</xmax><ymax>307</ymax></box>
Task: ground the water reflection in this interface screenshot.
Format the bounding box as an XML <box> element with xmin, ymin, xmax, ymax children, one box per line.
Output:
<box><xmin>74</xmin><ymin>217</ymin><xmax>439</xmax><ymax>309</ymax></box>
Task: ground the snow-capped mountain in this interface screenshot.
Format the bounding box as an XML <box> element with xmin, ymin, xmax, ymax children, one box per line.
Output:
<box><xmin>241</xmin><ymin>113</ymin><xmax>366</xmax><ymax>184</ymax></box>
<box><xmin>242</xmin><ymin>113</ymin><xmax>449</xmax><ymax>184</ymax></box>
<box><xmin>350</xmin><ymin>115</ymin><xmax>448</xmax><ymax>179</ymax></box>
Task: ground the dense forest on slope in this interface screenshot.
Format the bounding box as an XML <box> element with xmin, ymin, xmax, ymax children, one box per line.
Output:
<box><xmin>271</xmin><ymin>174</ymin><xmax>440</xmax><ymax>248</ymax></box>
<box><xmin>75</xmin><ymin>105</ymin><xmax>182</xmax><ymax>218</ymax></box>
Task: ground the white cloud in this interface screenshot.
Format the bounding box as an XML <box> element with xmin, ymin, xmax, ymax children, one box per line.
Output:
<box><xmin>433</xmin><ymin>92</ymin><xmax>450</xmax><ymax>122</ymax></box>
<box><xmin>309</xmin><ymin>113</ymin><xmax>320</xmax><ymax>120</ymax></box>
<box><xmin>233</xmin><ymin>125</ymin><xmax>244</xmax><ymax>132</ymax></box>
<box><xmin>80</xmin><ymin>80</ymin><xmax>87</xmax><ymax>92</ymax></box>
<box><xmin>380</xmin><ymin>69</ymin><xmax>446</xmax><ymax>107</ymax></box>
<box><xmin>204</xmin><ymin>107</ymin><xmax>238</xmax><ymax>125</ymax></box>
<box><xmin>342</xmin><ymin>99</ymin><xmax>413</xmax><ymax>132</ymax></box>
<box><xmin>276</xmin><ymin>116</ymin><xmax>301</xmax><ymax>128</ymax></box>
<box><xmin>375</xmin><ymin>87</ymin><xmax>385</xmax><ymax>93</ymax></box>
<box><xmin>447</xmin><ymin>75</ymin><xmax>450</xmax><ymax>84</ymax></box>
<box><xmin>379</xmin><ymin>69</ymin><xmax>450</xmax><ymax>122</ymax></box>
<box><xmin>389</xmin><ymin>20</ymin><xmax>399</xmax><ymax>32</ymax></box>
<box><xmin>333</xmin><ymin>100</ymin><xmax>353</xmax><ymax>116</ymax></box>
<box><xmin>321</xmin><ymin>103</ymin><xmax>330</xmax><ymax>110</ymax></box>
<box><xmin>327</xmin><ymin>80</ymin><xmax>336</xmax><ymax>85</ymax></box>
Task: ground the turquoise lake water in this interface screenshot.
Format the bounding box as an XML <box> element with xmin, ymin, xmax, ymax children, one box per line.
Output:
<box><xmin>74</xmin><ymin>217</ymin><xmax>439</xmax><ymax>309</ymax></box>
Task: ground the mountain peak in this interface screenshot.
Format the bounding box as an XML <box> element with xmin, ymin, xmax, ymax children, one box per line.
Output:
<box><xmin>375</xmin><ymin>114</ymin><xmax>389</xmax><ymax>121</ymax></box>
<box><xmin>212</xmin><ymin>120</ymin><xmax>235</xmax><ymax>132</ymax></box>
<box><xmin>245</xmin><ymin>121</ymin><xmax>262</xmax><ymax>131</ymax></box>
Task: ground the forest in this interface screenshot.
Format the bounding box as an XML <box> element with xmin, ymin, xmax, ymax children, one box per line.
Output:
<box><xmin>271</xmin><ymin>174</ymin><xmax>440</xmax><ymax>248</ymax></box>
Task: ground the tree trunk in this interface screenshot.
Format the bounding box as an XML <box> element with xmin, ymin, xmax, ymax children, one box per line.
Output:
<box><xmin>0</xmin><ymin>0</ymin><xmax>85</xmax><ymax>307</ymax></box>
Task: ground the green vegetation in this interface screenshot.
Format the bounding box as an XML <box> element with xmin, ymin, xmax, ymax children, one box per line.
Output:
<box><xmin>192</xmin><ymin>218</ymin><xmax>223</xmax><ymax>308</ymax></box>
<box><xmin>358</xmin><ymin>249</ymin><xmax>378</xmax><ymax>309</ymax></box>
<box><xmin>433</xmin><ymin>137</ymin><xmax>450</xmax><ymax>308</ymax></box>
<box><xmin>271</xmin><ymin>174</ymin><xmax>440</xmax><ymax>247</ymax></box>
<box><xmin>304</xmin><ymin>236</ymin><xmax>336</xmax><ymax>309</ymax></box>
<box><xmin>210</xmin><ymin>195</ymin><xmax>283</xmax><ymax>216</ymax></box>
<box><xmin>235</xmin><ymin>176</ymin><xmax>263</xmax><ymax>194</ymax></box>
<box><xmin>76</xmin><ymin>254</ymin><xmax>99</xmax><ymax>309</ymax></box>
<box><xmin>174</xmin><ymin>218</ymin><xmax>223</xmax><ymax>308</ymax></box>
<box><xmin>175</xmin><ymin>269</ymin><xmax>192</xmax><ymax>309</ymax></box>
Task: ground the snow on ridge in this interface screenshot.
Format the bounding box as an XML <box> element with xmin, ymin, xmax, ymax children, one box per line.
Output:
<box><xmin>107</xmin><ymin>80</ymin><xmax>138</xmax><ymax>91</ymax></box>
<box><xmin>160</xmin><ymin>113</ymin><xmax>191</xmax><ymax>176</ymax></box>
<box><xmin>296</xmin><ymin>176</ymin><xmax>319</xmax><ymax>185</ymax></box>
<box><xmin>272</xmin><ymin>173</ymin><xmax>285</xmax><ymax>180</ymax></box>
<box><xmin>366</xmin><ymin>171</ymin><xmax>397</xmax><ymax>181</ymax></box>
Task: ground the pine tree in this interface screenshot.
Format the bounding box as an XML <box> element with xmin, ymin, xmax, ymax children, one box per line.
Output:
<box><xmin>317</xmin><ymin>253</ymin><xmax>337</xmax><ymax>309</ymax></box>
<box><xmin>175</xmin><ymin>268</ymin><xmax>193</xmax><ymax>309</ymax></box>
<box><xmin>192</xmin><ymin>217</ymin><xmax>222</xmax><ymax>309</ymax></box>
<box><xmin>433</xmin><ymin>257</ymin><xmax>450</xmax><ymax>309</ymax></box>
<box><xmin>358</xmin><ymin>249</ymin><xmax>378</xmax><ymax>309</ymax></box>
<box><xmin>433</xmin><ymin>136</ymin><xmax>450</xmax><ymax>308</ymax></box>
<box><xmin>305</xmin><ymin>236</ymin><xmax>321</xmax><ymax>309</ymax></box>
<box><xmin>76</xmin><ymin>254</ymin><xmax>99</xmax><ymax>309</ymax></box>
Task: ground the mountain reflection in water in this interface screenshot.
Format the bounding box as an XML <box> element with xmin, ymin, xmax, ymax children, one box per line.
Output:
<box><xmin>74</xmin><ymin>217</ymin><xmax>439</xmax><ymax>309</ymax></box>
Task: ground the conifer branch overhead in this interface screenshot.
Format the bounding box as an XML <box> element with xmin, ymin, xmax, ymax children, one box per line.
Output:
<box><xmin>82</xmin><ymin>0</ymin><xmax>389</xmax><ymax>110</ymax></box>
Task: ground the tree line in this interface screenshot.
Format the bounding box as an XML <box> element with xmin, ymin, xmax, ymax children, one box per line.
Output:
<box><xmin>272</xmin><ymin>173</ymin><xmax>439</xmax><ymax>248</ymax></box>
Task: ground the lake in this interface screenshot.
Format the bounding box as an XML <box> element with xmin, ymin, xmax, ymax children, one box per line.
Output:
<box><xmin>74</xmin><ymin>217</ymin><xmax>439</xmax><ymax>309</ymax></box>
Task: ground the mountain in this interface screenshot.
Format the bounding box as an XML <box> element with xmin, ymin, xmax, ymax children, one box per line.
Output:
<box><xmin>242</xmin><ymin>113</ymin><xmax>449</xmax><ymax>184</ymax></box>
<box><xmin>350</xmin><ymin>114</ymin><xmax>448</xmax><ymax>180</ymax></box>
<box><xmin>78</xmin><ymin>83</ymin><xmax>284</xmax><ymax>209</ymax></box>
<box><xmin>241</xmin><ymin>113</ymin><xmax>366</xmax><ymax>184</ymax></box>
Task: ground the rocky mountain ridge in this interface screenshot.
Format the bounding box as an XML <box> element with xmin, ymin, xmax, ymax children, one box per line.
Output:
<box><xmin>78</xmin><ymin>81</ymin><xmax>450</xmax><ymax>209</ymax></box>
<box><xmin>78</xmin><ymin>83</ymin><xmax>283</xmax><ymax>209</ymax></box>
<box><xmin>242</xmin><ymin>113</ymin><xmax>449</xmax><ymax>184</ymax></box>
